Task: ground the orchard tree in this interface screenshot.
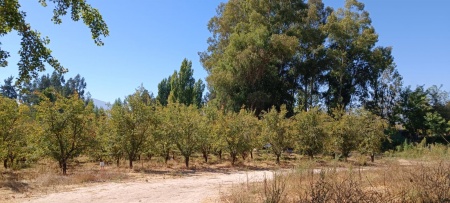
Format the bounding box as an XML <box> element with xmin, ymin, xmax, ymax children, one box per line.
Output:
<box><xmin>0</xmin><ymin>0</ymin><xmax>108</xmax><ymax>83</ymax></box>
<box><xmin>165</xmin><ymin>103</ymin><xmax>202</xmax><ymax>168</ymax></box>
<box><xmin>0</xmin><ymin>96</ymin><xmax>32</xmax><ymax>169</ymax></box>
<box><xmin>356</xmin><ymin>109</ymin><xmax>388</xmax><ymax>162</ymax></box>
<box><xmin>198</xmin><ymin>105</ymin><xmax>219</xmax><ymax>163</ymax></box>
<box><xmin>36</xmin><ymin>90</ymin><xmax>95</xmax><ymax>174</ymax></box>
<box><xmin>328</xmin><ymin>109</ymin><xmax>362</xmax><ymax>161</ymax></box>
<box><xmin>153</xmin><ymin>106</ymin><xmax>175</xmax><ymax>164</ymax></box>
<box><xmin>110</xmin><ymin>87</ymin><xmax>155</xmax><ymax>169</ymax></box>
<box><xmin>293</xmin><ymin>108</ymin><xmax>329</xmax><ymax>159</ymax></box>
<box><xmin>261</xmin><ymin>105</ymin><xmax>293</xmax><ymax>164</ymax></box>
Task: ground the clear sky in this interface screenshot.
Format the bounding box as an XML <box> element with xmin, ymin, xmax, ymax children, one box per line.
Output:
<box><xmin>1</xmin><ymin>1</ymin><xmax>449</xmax><ymax>103</ymax></box>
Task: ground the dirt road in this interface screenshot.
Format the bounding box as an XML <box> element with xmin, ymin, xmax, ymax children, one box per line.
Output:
<box><xmin>21</xmin><ymin>170</ymin><xmax>276</xmax><ymax>203</ymax></box>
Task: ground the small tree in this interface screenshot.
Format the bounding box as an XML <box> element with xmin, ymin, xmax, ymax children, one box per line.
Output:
<box><xmin>166</xmin><ymin>103</ymin><xmax>201</xmax><ymax>168</ymax></box>
<box><xmin>261</xmin><ymin>105</ymin><xmax>293</xmax><ymax>164</ymax></box>
<box><xmin>0</xmin><ymin>96</ymin><xmax>32</xmax><ymax>169</ymax></box>
<box><xmin>328</xmin><ymin>109</ymin><xmax>361</xmax><ymax>161</ymax></box>
<box><xmin>37</xmin><ymin>90</ymin><xmax>95</xmax><ymax>174</ymax></box>
<box><xmin>357</xmin><ymin>109</ymin><xmax>388</xmax><ymax>162</ymax></box>
<box><xmin>294</xmin><ymin>108</ymin><xmax>329</xmax><ymax>159</ymax></box>
<box><xmin>110</xmin><ymin>88</ymin><xmax>154</xmax><ymax>169</ymax></box>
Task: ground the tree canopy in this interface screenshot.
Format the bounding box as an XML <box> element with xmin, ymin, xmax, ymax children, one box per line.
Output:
<box><xmin>0</xmin><ymin>0</ymin><xmax>109</xmax><ymax>83</ymax></box>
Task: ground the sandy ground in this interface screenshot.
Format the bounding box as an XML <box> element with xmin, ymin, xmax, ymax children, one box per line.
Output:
<box><xmin>18</xmin><ymin>170</ymin><xmax>277</xmax><ymax>203</ymax></box>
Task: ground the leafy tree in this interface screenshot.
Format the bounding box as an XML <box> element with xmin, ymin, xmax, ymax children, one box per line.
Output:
<box><xmin>19</xmin><ymin>71</ymin><xmax>89</xmax><ymax>105</ymax></box>
<box><xmin>89</xmin><ymin>107</ymin><xmax>111</xmax><ymax>162</ymax></box>
<box><xmin>294</xmin><ymin>0</ymin><xmax>331</xmax><ymax>111</ymax></box>
<box><xmin>198</xmin><ymin>105</ymin><xmax>219</xmax><ymax>163</ymax></box>
<box><xmin>200</xmin><ymin>0</ymin><xmax>306</xmax><ymax>114</ymax></box>
<box><xmin>153</xmin><ymin>105</ymin><xmax>174</xmax><ymax>164</ymax></box>
<box><xmin>395</xmin><ymin>86</ymin><xmax>431</xmax><ymax>137</ymax></box>
<box><xmin>356</xmin><ymin>109</ymin><xmax>388</xmax><ymax>162</ymax></box>
<box><xmin>165</xmin><ymin>103</ymin><xmax>202</xmax><ymax>168</ymax></box>
<box><xmin>322</xmin><ymin>0</ymin><xmax>395</xmax><ymax>110</ymax></box>
<box><xmin>0</xmin><ymin>96</ymin><xmax>32</xmax><ymax>169</ymax></box>
<box><xmin>327</xmin><ymin>109</ymin><xmax>361</xmax><ymax>161</ymax></box>
<box><xmin>216</xmin><ymin>110</ymin><xmax>252</xmax><ymax>165</ymax></box>
<box><xmin>425</xmin><ymin>111</ymin><xmax>449</xmax><ymax>143</ymax></box>
<box><xmin>36</xmin><ymin>90</ymin><xmax>95</xmax><ymax>174</ymax></box>
<box><xmin>157</xmin><ymin>59</ymin><xmax>205</xmax><ymax>108</ymax></box>
<box><xmin>293</xmin><ymin>108</ymin><xmax>329</xmax><ymax>159</ymax></box>
<box><xmin>156</xmin><ymin>77</ymin><xmax>171</xmax><ymax>106</ymax></box>
<box><xmin>110</xmin><ymin>87</ymin><xmax>154</xmax><ymax>169</ymax></box>
<box><xmin>0</xmin><ymin>0</ymin><xmax>108</xmax><ymax>83</ymax></box>
<box><xmin>108</xmin><ymin>99</ymin><xmax>125</xmax><ymax>167</ymax></box>
<box><xmin>221</xmin><ymin>107</ymin><xmax>260</xmax><ymax>164</ymax></box>
<box><xmin>0</xmin><ymin>76</ymin><xmax>18</xmax><ymax>99</ymax></box>
<box><xmin>261</xmin><ymin>105</ymin><xmax>293</xmax><ymax>164</ymax></box>
<box><xmin>364</xmin><ymin>64</ymin><xmax>403</xmax><ymax>125</ymax></box>
<box><xmin>426</xmin><ymin>85</ymin><xmax>450</xmax><ymax>121</ymax></box>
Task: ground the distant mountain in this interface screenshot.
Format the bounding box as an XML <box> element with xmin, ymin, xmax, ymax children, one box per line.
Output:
<box><xmin>92</xmin><ymin>98</ymin><xmax>110</xmax><ymax>110</ymax></box>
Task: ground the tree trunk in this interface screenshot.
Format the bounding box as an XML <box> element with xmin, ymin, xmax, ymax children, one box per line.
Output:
<box><xmin>129</xmin><ymin>158</ymin><xmax>133</xmax><ymax>169</ymax></box>
<box><xmin>308</xmin><ymin>151</ymin><xmax>314</xmax><ymax>159</ymax></box>
<box><xmin>218</xmin><ymin>150</ymin><xmax>222</xmax><ymax>160</ymax></box>
<box><xmin>116</xmin><ymin>157</ymin><xmax>120</xmax><ymax>167</ymax></box>
<box><xmin>62</xmin><ymin>161</ymin><xmax>67</xmax><ymax>175</ymax></box>
<box><xmin>241</xmin><ymin>152</ymin><xmax>247</xmax><ymax>160</ymax></box>
<box><xmin>276</xmin><ymin>154</ymin><xmax>280</xmax><ymax>165</ymax></box>
<box><xmin>9</xmin><ymin>156</ymin><xmax>14</xmax><ymax>168</ymax></box>
<box><xmin>370</xmin><ymin>153</ymin><xmax>375</xmax><ymax>163</ymax></box>
<box><xmin>3</xmin><ymin>159</ymin><xmax>7</xmax><ymax>169</ymax></box>
<box><xmin>231</xmin><ymin>153</ymin><xmax>237</xmax><ymax>166</ymax></box>
<box><xmin>250</xmin><ymin>150</ymin><xmax>253</xmax><ymax>159</ymax></box>
<box><xmin>164</xmin><ymin>151</ymin><xmax>170</xmax><ymax>164</ymax></box>
<box><xmin>184</xmin><ymin>156</ymin><xmax>190</xmax><ymax>168</ymax></box>
<box><xmin>202</xmin><ymin>150</ymin><xmax>208</xmax><ymax>163</ymax></box>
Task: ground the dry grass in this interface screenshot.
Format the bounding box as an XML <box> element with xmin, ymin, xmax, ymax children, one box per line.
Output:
<box><xmin>222</xmin><ymin>159</ymin><xmax>450</xmax><ymax>203</ymax></box>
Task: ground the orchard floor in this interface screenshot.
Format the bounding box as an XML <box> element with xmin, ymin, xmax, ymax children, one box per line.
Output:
<box><xmin>8</xmin><ymin>169</ymin><xmax>276</xmax><ymax>203</ymax></box>
<box><xmin>0</xmin><ymin>156</ymin><xmax>416</xmax><ymax>203</ymax></box>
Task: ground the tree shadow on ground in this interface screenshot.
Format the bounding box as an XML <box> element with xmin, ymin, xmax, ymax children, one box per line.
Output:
<box><xmin>0</xmin><ymin>171</ymin><xmax>30</xmax><ymax>193</ymax></box>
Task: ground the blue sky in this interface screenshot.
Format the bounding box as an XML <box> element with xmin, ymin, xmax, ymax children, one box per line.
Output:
<box><xmin>1</xmin><ymin>1</ymin><xmax>449</xmax><ymax>103</ymax></box>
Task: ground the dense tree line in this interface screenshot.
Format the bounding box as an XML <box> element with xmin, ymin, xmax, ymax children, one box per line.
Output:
<box><xmin>200</xmin><ymin>0</ymin><xmax>400</xmax><ymax>117</ymax></box>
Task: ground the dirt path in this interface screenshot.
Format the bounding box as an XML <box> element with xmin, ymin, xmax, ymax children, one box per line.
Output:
<box><xmin>20</xmin><ymin>170</ymin><xmax>277</xmax><ymax>203</ymax></box>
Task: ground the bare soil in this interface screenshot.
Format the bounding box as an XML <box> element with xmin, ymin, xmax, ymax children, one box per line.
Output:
<box><xmin>12</xmin><ymin>169</ymin><xmax>276</xmax><ymax>203</ymax></box>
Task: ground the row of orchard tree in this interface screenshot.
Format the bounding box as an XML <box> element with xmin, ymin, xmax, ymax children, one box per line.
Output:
<box><xmin>100</xmin><ymin>90</ymin><xmax>388</xmax><ymax>169</ymax></box>
<box><xmin>0</xmin><ymin>84</ymin><xmax>387</xmax><ymax>174</ymax></box>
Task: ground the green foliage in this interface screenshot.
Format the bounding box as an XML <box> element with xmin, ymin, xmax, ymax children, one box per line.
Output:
<box><xmin>202</xmin><ymin>0</ymin><xmax>397</xmax><ymax>114</ymax></box>
<box><xmin>356</xmin><ymin>109</ymin><xmax>388</xmax><ymax>162</ymax></box>
<box><xmin>396</xmin><ymin>86</ymin><xmax>432</xmax><ymax>136</ymax></box>
<box><xmin>0</xmin><ymin>96</ymin><xmax>33</xmax><ymax>169</ymax></box>
<box><xmin>165</xmin><ymin>103</ymin><xmax>202</xmax><ymax>168</ymax></box>
<box><xmin>0</xmin><ymin>0</ymin><xmax>109</xmax><ymax>83</ymax></box>
<box><xmin>293</xmin><ymin>108</ymin><xmax>329</xmax><ymax>158</ymax></box>
<box><xmin>110</xmin><ymin>87</ymin><xmax>155</xmax><ymax>169</ymax></box>
<box><xmin>0</xmin><ymin>76</ymin><xmax>18</xmax><ymax>99</ymax></box>
<box><xmin>157</xmin><ymin>59</ymin><xmax>205</xmax><ymax>108</ymax></box>
<box><xmin>261</xmin><ymin>105</ymin><xmax>293</xmax><ymax>164</ymax></box>
<box><xmin>36</xmin><ymin>89</ymin><xmax>95</xmax><ymax>174</ymax></box>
